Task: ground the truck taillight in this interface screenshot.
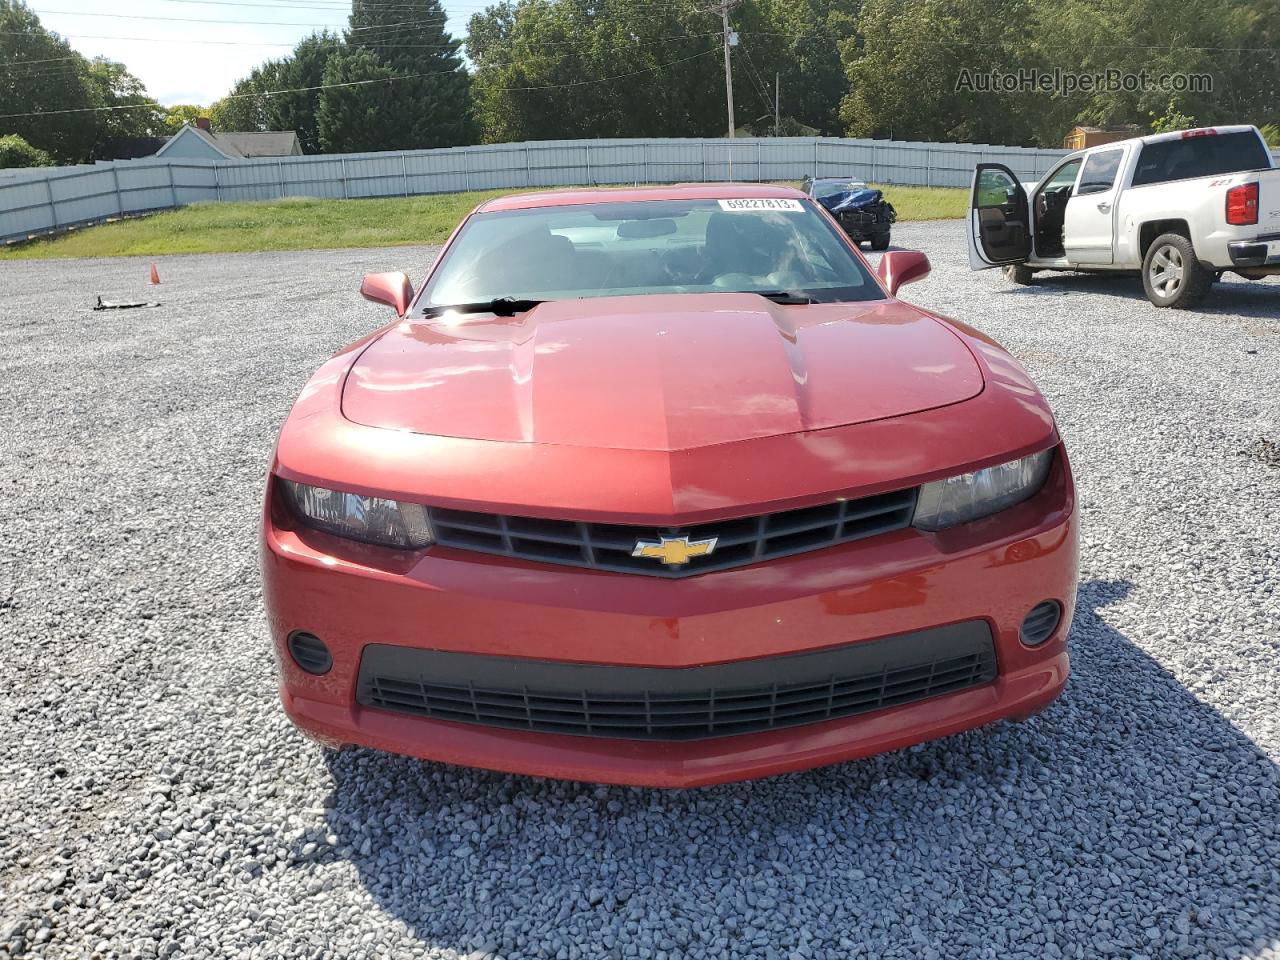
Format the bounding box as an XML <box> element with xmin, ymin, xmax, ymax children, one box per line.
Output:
<box><xmin>1226</xmin><ymin>182</ymin><xmax>1259</xmax><ymax>225</ymax></box>
<box><xmin>1182</xmin><ymin>128</ymin><xmax>1217</xmax><ymax>138</ymax></box>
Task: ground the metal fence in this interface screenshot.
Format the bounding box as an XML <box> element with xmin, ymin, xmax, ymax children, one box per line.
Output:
<box><xmin>1</xmin><ymin>136</ymin><xmax>1080</xmax><ymax>244</ymax></box>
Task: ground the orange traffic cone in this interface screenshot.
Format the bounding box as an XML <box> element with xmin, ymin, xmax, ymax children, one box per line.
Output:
<box><xmin>149</xmin><ymin>263</ymin><xmax>160</xmax><ymax>285</ymax></box>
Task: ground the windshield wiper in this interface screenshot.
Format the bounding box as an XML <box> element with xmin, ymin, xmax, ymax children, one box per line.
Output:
<box><xmin>421</xmin><ymin>297</ymin><xmax>545</xmax><ymax>318</ymax></box>
<box><xmin>749</xmin><ymin>290</ymin><xmax>821</xmax><ymax>305</ymax></box>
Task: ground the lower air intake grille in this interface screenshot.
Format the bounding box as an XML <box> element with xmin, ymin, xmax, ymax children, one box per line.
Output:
<box><xmin>356</xmin><ymin>621</ymin><xmax>995</xmax><ymax>741</ymax></box>
<box><xmin>428</xmin><ymin>487</ymin><xmax>918</xmax><ymax>578</ymax></box>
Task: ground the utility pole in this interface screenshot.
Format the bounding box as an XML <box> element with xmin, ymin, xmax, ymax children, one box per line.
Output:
<box><xmin>716</xmin><ymin>0</ymin><xmax>738</xmax><ymax>140</ymax></box>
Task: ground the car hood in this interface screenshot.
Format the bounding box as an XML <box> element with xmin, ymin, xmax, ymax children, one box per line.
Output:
<box><xmin>341</xmin><ymin>293</ymin><xmax>983</xmax><ymax>452</ymax></box>
<box><xmin>818</xmin><ymin>187</ymin><xmax>883</xmax><ymax>212</ymax></box>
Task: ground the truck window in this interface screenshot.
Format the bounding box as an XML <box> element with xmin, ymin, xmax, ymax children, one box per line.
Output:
<box><xmin>1043</xmin><ymin>159</ymin><xmax>1082</xmax><ymax>191</ymax></box>
<box><xmin>1077</xmin><ymin>150</ymin><xmax>1123</xmax><ymax>195</ymax></box>
<box><xmin>1131</xmin><ymin>132</ymin><xmax>1270</xmax><ymax>187</ymax></box>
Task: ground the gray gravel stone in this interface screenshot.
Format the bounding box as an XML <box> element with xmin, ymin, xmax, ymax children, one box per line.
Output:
<box><xmin>0</xmin><ymin>222</ymin><xmax>1277</xmax><ymax>959</ymax></box>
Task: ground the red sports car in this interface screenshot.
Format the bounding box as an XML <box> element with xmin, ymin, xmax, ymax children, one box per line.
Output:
<box><xmin>261</xmin><ymin>184</ymin><xmax>1077</xmax><ymax>787</ymax></box>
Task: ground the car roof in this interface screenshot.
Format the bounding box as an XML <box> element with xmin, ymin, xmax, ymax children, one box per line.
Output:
<box><xmin>477</xmin><ymin>182</ymin><xmax>807</xmax><ymax>212</ymax></box>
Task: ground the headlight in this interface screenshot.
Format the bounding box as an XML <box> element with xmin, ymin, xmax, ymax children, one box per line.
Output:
<box><xmin>912</xmin><ymin>449</ymin><xmax>1054</xmax><ymax>531</ymax></box>
<box><xmin>281</xmin><ymin>479</ymin><xmax>435</xmax><ymax>549</ymax></box>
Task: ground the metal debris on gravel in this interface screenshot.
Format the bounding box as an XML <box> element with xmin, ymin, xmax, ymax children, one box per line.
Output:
<box><xmin>1</xmin><ymin>222</ymin><xmax>1277</xmax><ymax>959</ymax></box>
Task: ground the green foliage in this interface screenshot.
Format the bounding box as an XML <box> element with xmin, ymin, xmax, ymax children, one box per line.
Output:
<box><xmin>467</xmin><ymin>0</ymin><xmax>724</xmax><ymax>143</ymax></box>
<box><xmin>840</xmin><ymin>0</ymin><xmax>1045</xmax><ymax>144</ymax></box>
<box><xmin>465</xmin><ymin>0</ymin><xmax>859</xmax><ymax>143</ymax></box>
<box><xmin>838</xmin><ymin>0</ymin><xmax>1280</xmax><ymax>146</ymax></box>
<box><xmin>0</xmin><ymin>1</ymin><xmax>169</xmax><ymax>162</ymax></box>
<box><xmin>315</xmin><ymin>48</ymin><xmax>401</xmax><ymax>153</ymax></box>
<box><xmin>213</xmin><ymin>3</ymin><xmax>472</xmax><ymax>153</ymax></box>
<box><xmin>209</xmin><ymin>63</ymin><xmax>280</xmax><ymax>134</ymax></box>
<box><xmin>0</xmin><ymin>0</ymin><xmax>98</xmax><ymax>161</ymax></box>
<box><xmin>1150</xmin><ymin>105</ymin><xmax>1198</xmax><ymax>134</ymax></box>
<box><xmin>269</xmin><ymin>33</ymin><xmax>343</xmax><ymax>153</ymax></box>
<box><xmin>343</xmin><ymin>0</ymin><xmax>473</xmax><ymax>148</ymax></box>
<box><xmin>0</xmin><ymin>132</ymin><xmax>52</xmax><ymax>168</ymax></box>
<box><xmin>1256</xmin><ymin>122</ymin><xmax>1279</xmax><ymax>147</ymax></box>
<box><xmin>84</xmin><ymin>58</ymin><xmax>166</xmax><ymax>145</ymax></box>
<box><xmin>738</xmin><ymin>0</ymin><xmax>858</xmax><ymax>136</ymax></box>
<box><xmin>163</xmin><ymin>105</ymin><xmax>207</xmax><ymax>134</ymax></box>
<box><xmin>209</xmin><ymin>32</ymin><xmax>343</xmax><ymax>152</ymax></box>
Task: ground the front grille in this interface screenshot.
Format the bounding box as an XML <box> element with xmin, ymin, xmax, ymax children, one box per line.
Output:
<box><xmin>840</xmin><ymin>209</ymin><xmax>884</xmax><ymax>226</ymax></box>
<box><xmin>428</xmin><ymin>487</ymin><xmax>917</xmax><ymax>578</ymax></box>
<box><xmin>356</xmin><ymin>621</ymin><xmax>996</xmax><ymax>741</ymax></box>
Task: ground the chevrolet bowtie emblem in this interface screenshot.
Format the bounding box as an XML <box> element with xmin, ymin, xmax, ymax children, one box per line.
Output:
<box><xmin>631</xmin><ymin>535</ymin><xmax>719</xmax><ymax>567</ymax></box>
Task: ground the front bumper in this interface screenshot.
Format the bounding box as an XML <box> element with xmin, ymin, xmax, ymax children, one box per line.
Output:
<box><xmin>837</xmin><ymin>209</ymin><xmax>892</xmax><ymax>239</ymax></box>
<box><xmin>262</xmin><ymin>450</ymin><xmax>1077</xmax><ymax>787</ymax></box>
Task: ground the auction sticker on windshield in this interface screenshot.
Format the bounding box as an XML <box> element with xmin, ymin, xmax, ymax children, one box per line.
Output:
<box><xmin>718</xmin><ymin>198</ymin><xmax>804</xmax><ymax>212</ymax></box>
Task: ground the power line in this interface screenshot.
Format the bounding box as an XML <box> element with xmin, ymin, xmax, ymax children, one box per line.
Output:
<box><xmin>1</xmin><ymin>30</ymin><xmax>300</xmax><ymax>45</ymax></box>
<box><xmin>736</xmin><ymin>36</ymin><xmax>774</xmax><ymax>114</ymax></box>
<box><xmin>31</xmin><ymin>8</ymin><xmax>452</xmax><ymax>30</ymax></box>
<box><xmin>0</xmin><ymin>30</ymin><xmax>715</xmax><ymax>82</ymax></box>
<box><xmin>739</xmin><ymin>29</ymin><xmax>1280</xmax><ymax>55</ymax></box>
<box><xmin>0</xmin><ymin>48</ymin><xmax>717</xmax><ymax>119</ymax></box>
<box><xmin>498</xmin><ymin>48</ymin><xmax>715</xmax><ymax>90</ymax></box>
<box><xmin>0</xmin><ymin>53</ymin><xmax>85</xmax><ymax>68</ymax></box>
<box><xmin>161</xmin><ymin>0</ymin><xmax>447</xmax><ymax>6</ymax></box>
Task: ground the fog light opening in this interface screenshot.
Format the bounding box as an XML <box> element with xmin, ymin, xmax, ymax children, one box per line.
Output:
<box><xmin>1020</xmin><ymin>601</ymin><xmax>1062</xmax><ymax>647</ymax></box>
<box><xmin>287</xmin><ymin>631</ymin><xmax>333</xmax><ymax>675</ymax></box>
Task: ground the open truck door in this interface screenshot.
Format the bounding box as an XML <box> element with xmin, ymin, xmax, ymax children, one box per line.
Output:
<box><xmin>968</xmin><ymin>163</ymin><xmax>1032</xmax><ymax>269</ymax></box>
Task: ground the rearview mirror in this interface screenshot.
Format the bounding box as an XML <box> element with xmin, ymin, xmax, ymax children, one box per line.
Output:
<box><xmin>360</xmin><ymin>271</ymin><xmax>414</xmax><ymax>317</ymax></box>
<box><xmin>617</xmin><ymin>218</ymin><xmax>677</xmax><ymax>239</ymax></box>
<box><xmin>877</xmin><ymin>250</ymin><xmax>930</xmax><ymax>297</ymax></box>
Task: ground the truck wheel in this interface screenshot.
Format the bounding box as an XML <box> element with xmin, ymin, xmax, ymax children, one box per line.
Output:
<box><xmin>871</xmin><ymin>233</ymin><xmax>891</xmax><ymax>251</ymax></box>
<box><xmin>1002</xmin><ymin>264</ymin><xmax>1035</xmax><ymax>285</ymax></box>
<box><xmin>1142</xmin><ymin>233</ymin><xmax>1212</xmax><ymax>308</ymax></box>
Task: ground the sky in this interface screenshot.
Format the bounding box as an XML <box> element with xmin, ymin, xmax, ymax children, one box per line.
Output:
<box><xmin>30</xmin><ymin>0</ymin><xmax>482</xmax><ymax>106</ymax></box>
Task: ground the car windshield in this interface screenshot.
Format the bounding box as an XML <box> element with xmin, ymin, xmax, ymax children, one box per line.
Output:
<box><xmin>811</xmin><ymin>180</ymin><xmax>867</xmax><ymax>199</ymax></box>
<box><xmin>420</xmin><ymin>198</ymin><xmax>881</xmax><ymax>310</ymax></box>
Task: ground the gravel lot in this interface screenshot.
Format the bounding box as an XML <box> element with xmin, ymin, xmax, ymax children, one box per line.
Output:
<box><xmin>1</xmin><ymin>220</ymin><xmax>1278</xmax><ymax>960</ymax></box>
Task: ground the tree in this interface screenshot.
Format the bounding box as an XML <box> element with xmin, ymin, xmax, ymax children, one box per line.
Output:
<box><xmin>836</xmin><ymin>0</ymin><xmax>1279</xmax><ymax>147</ymax></box>
<box><xmin>0</xmin><ymin>0</ymin><xmax>98</xmax><ymax>161</ymax></box>
<box><xmin>733</xmin><ymin>0</ymin><xmax>859</xmax><ymax>136</ymax></box>
<box><xmin>315</xmin><ymin>47</ymin><xmax>401</xmax><ymax>153</ymax></box>
<box><xmin>0</xmin><ymin>133</ymin><xmax>52</xmax><ymax>167</ymax></box>
<box><xmin>1024</xmin><ymin>0</ymin><xmax>1241</xmax><ymax>143</ymax></box>
<box><xmin>839</xmin><ymin>0</ymin><xmax>1039</xmax><ymax>144</ymax></box>
<box><xmin>345</xmin><ymin>0</ymin><xmax>473</xmax><ymax>148</ymax></box>
<box><xmin>208</xmin><ymin>34</ymin><xmax>339</xmax><ymax>151</ymax></box>
<box><xmin>1</xmin><ymin>2</ymin><xmax>171</xmax><ymax>162</ymax></box>
<box><xmin>164</xmin><ymin>104</ymin><xmax>206</xmax><ymax>133</ymax></box>
<box><xmin>467</xmin><ymin>0</ymin><xmax>726</xmax><ymax>143</ymax></box>
<box><xmin>267</xmin><ymin>32</ymin><xmax>343</xmax><ymax>153</ymax></box>
<box><xmin>213</xmin><ymin>5</ymin><xmax>472</xmax><ymax>153</ymax></box>
<box><xmin>209</xmin><ymin>63</ymin><xmax>281</xmax><ymax>133</ymax></box>
<box><xmin>85</xmin><ymin>58</ymin><xmax>166</xmax><ymax>144</ymax></box>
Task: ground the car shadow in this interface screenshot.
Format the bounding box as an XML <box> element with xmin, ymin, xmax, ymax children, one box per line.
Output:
<box><xmin>999</xmin><ymin>272</ymin><xmax>1280</xmax><ymax>320</ymax></box>
<box><xmin>315</xmin><ymin>579</ymin><xmax>1279</xmax><ymax>958</ymax></box>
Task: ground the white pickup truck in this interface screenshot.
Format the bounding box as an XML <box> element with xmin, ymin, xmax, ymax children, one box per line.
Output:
<box><xmin>967</xmin><ymin>125</ymin><xmax>1280</xmax><ymax>308</ymax></box>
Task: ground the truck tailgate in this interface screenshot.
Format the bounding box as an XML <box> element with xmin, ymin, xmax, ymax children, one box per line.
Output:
<box><xmin>1259</xmin><ymin>169</ymin><xmax>1280</xmax><ymax>227</ymax></box>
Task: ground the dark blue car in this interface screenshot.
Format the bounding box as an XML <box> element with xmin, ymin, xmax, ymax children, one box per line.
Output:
<box><xmin>802</xmin><ymin>176</ymin><xmax>897</xmax><ymax>250</ymax></box>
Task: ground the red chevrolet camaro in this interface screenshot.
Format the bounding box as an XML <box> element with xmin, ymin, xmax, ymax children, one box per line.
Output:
<box><xmin>261</xmin><ymin>184</ymin><xmax>1077</xmax><ymax>787</ymax></box>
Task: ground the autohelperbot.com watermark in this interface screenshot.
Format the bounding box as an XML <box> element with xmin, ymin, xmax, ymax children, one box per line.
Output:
<box><xmin>955</xmin><ymin>67</ymin><xmax>1212</xmax><ymax>96</ymax></box>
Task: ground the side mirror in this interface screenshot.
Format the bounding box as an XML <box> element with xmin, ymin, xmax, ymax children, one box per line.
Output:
<box><xmin>877</xmin><ymin>250</ymin><xmax>931</xmax><ymax>297</ymax></box>
<box><xmin>360</xmin><ymin>271</ymin><xmax>414</xmax><ymax>317</ymax></box>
